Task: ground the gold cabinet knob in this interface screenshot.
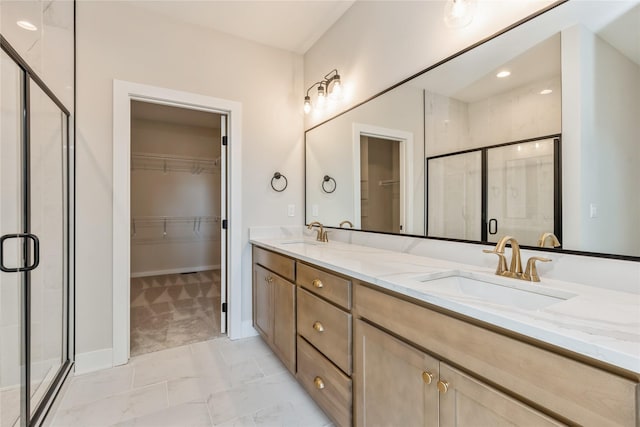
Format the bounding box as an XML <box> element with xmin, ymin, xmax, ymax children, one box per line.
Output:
<box><xmin>314</xmin><ymin>376</ymin><xmax>325</xmax><ymax>390</ymax></box>
<box><xmin>422</xmin><ymin>371</ymin><xmax>434</xmax><ymax>385</ymax></box>
<box><xmin>312</xmin><ymin>279</ymin><xmax>323</xmax><ymax>288</ymax></box>
<box><xmin>264</xmin><ymin>276</ymin><xmax>273</xmax><ymax>283</ymax></box>
<box><xmin>312</xmin><ymin>321</ymin><xmax>324</xmax><ymax>332</ymax></box>
<box><xmin>437</xmin><ymin>380</ymin><xmax>449</xmax><ymax>394</ymax></box>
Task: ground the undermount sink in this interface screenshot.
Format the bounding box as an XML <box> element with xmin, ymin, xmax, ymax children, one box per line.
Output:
<box><xmin>418</xmin><ymin>273</ymin><xmax>577</xmax><ymax>311</ymax></box>
<box><xmin>279</xmin><ymin>240</ymin><xmax>321</xmax><ymax>246</ymax></box>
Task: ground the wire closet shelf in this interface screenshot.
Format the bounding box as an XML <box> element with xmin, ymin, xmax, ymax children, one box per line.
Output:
<box><xmin>131</xmin><ymin>216</ymin><xmax>221</xmax><ymax>244</ymax></box>
<box><xmin>131</xmin><ymin>152</ymin><xmax>220</xmax><ymax>174</ymax></box>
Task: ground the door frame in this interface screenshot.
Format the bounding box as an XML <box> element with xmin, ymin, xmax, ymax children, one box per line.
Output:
<box><xmin>352</xmin><ymin>123</ymin><xmax>414</xmax><ymax>233</ymax></box>
<box><xmin>112</xmin><ymin>80</ymin><xmax>242</xmax><ymax>366</ymax></box>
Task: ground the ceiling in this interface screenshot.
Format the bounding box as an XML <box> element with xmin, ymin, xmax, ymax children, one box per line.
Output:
<box><xmin>129</xmin><ymin>0</ymin><xmax>355</xmax><ymax>54</ymax></box>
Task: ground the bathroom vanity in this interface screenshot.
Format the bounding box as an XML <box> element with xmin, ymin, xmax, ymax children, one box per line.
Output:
<box><xmin>251</xmin><ymin>238</ymin><xmax>639</xmax><ymax>427</ymax></box>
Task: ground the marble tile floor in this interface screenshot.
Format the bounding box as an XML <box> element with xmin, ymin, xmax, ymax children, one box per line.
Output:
<box><xmin>130</xmin><ymin>270</ymin><xmax>223</xmax><ymax>356</ymax></box>
<box><xmin>50</xmin><ymin>336</ymin><xmax>333</xmax><ymax>427</ymax></box>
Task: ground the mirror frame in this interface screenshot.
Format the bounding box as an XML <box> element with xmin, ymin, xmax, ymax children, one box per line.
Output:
<box><xmin>304</xmin><ymin>0</ymin><xmax>640</xmax><ymax>262</ymax></box>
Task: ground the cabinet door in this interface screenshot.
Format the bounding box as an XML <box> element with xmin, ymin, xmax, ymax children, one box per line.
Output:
<box><xmin>253</xmin><ymin>264</ymin><xmax>273</xmax><ymax>340</ymax></box>
<box><xmin>438</xmin><ymin>363</ymin><xmax>564</xmax><ymax>427</ymax></box>
<box><xmin>354</xmin><ymin>319</ymin><xmax>439</xmax><ymax>427</ymax></box>
<box><xmin>272</xmin><ymin>275</ymin><xmax>295</xmax><ymax>373</ymax></box>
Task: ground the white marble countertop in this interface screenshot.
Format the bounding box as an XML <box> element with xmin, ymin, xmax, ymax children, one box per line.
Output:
<box><xmin>250</xmin><ymin>236</ymin><xmax>640</xmax><ymax>375</ymax></box>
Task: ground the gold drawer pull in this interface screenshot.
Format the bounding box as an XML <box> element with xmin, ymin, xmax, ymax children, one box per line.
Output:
<box><xmin>312</xmin><ymin>321</ymin><xmax>324</xmax><ymax>332</ymax></box>
<box><xmin>314</xmin><ymin>376</ymin><xmax>325</xmax><ymax>390</ymax></box>
<box><xmin>437</xmin><ymin>380</ymin><xmax>449</xmax><ymax>394</ymax></box>
<box><xmin>312</xmin><ymin>279</ymin><xmax>324</xmax><ymax>288</ymax></box>
<box><xmin>422</xmin><ymin>371</ymin><xmax>434</xmax><ymax>385</ymax></box>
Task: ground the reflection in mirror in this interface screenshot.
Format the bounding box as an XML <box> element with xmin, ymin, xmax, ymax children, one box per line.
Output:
<box><xmin>306</xmin><ymin>83</ymin><xmax>424</xmax><ymax>235</ymax></box>
<box><xmin>486</xmin><ymin>138</ymin><xmax>557</xmax><ymax>246</ymax></box>
<box><xmin>305</xmin><ymin>1</ymin><xmax>640</xmax><ymax>258</ymax></box>
<box><xmin>428</xmin><ymin>151</ymin><xmax>481</xmax><ymax>241</ymax></box>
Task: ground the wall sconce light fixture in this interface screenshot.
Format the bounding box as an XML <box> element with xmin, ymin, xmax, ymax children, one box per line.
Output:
<box><xmin>304</xmin><ymin>69</ymin><xmax>342</xmax><ymax>114</ymax></box>
<box><xmin>443</xmin><ymin>0</ymin><xmax>476</xmax><ymax>29</ymax></box>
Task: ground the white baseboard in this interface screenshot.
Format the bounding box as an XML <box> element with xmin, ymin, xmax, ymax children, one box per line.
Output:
<box><xmin>131</xmin><ymin>264</ymin><xmax>220</xmax><ymax>278</ymax></box>
<box><xmin>240</xmin><ymin>320</ymin><xmax>259</xmax><ymax>339</ymax></box>
<box><xmin>74</xmin><ymin>348</ymin><xmax>113</xmax><ymax>375</ymax></box>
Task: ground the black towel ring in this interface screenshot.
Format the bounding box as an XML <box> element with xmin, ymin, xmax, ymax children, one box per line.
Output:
<box><xmin>322</xmin><ymin>175</ymin><xmax>336</xmax><ymax>193</ymax></box>
<box><xmin>271</xmin><ymin>172</ymin><xmax>288</xmax><ymax>192</ymax></box>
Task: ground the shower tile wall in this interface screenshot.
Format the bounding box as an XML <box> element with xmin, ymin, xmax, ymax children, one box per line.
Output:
<box><xmin>130</xmin><ymin>270</ymin><xmax>222</xmax><ymax>356</ymax></box>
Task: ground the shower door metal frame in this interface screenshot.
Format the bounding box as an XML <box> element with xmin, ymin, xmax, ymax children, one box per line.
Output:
<box><xmin>0</xmin><ymin>34</ymin><xmax>75</xmax><ymax>427</ymax></box>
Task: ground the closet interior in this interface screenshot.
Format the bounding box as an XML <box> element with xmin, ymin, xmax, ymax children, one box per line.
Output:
<box><xmin>129</xmin><ymin>101</ymin><xmax>223</xmax><ymax>356</ymax></box>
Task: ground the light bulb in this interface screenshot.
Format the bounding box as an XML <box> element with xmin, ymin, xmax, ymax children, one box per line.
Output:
<box><xmin>540</xmin><ymin>89</ymin><xmax>553</xmax><ymax>95</ymax></box>
<box><xmin>17</xmin><ymin>20</ymin><xmax>38</xmax><ymax>31</ymax></box>
<box><xmin>496</xmin><ymin>70</ymin><xmax>511</xmax><ymax>78</ymax></box>
<box><xmin>303</xmin><ymin>96</ymin><xmax>312</xmax><ymax>114</ymax></box>
<box><xmin>331</xmin><ymin>80</ymin><xmax>342</xmax><ymax>99</ymax></box>
<box><xmin>444</xmin><ymin>0</ymin><xmax>476</xmax><ymax>29</ymax></box>
<box><xmin>317</xmin><ymin>85</ymin><xmax>326</xmax><ymax>108</ymax></box>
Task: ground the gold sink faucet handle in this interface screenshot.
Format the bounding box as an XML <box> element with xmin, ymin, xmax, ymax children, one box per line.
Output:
<box><xmin>307</xmin><ymin>221</ymin><xmax>328</xmax><ymax>242</ymax></box>
<box><xmin>524</xmin><ymin>256</ymin><xmax>551</xmax><ymax>282</ymax></box>
<box><xmin>538</xmin><ymin>232</ymin><xmax>561</xmax><ymax>248</ymax></box>
<box><xmin>482</xmin><ymin>249</ymin><xmax>508</xmax><ymax>275</ymax></box>
<box><xmin>339</xmin><ymin>220</ymin><xmax>354</xmax><ymax>228</ymax></box>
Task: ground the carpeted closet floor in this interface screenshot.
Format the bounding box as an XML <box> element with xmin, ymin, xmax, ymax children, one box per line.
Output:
<box><xmin>130</xmin><ymin>270</ymin><xmax>222</xmax><ymax>356</ymax></box>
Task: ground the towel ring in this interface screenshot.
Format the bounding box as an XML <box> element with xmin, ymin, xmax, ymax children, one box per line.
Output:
<box><xmin>322</xmin><ymin>175</ymin><xmax>336</xmax><ymax>193</ymax></box>
<box><xmin>271</xmin><ymin>172</ymin><xmax>288</xmax><ymax>192</ymax></box>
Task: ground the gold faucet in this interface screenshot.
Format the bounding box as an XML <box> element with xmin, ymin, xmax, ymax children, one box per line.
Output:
<box><xmin>339</xmin><ymin>220</ymin><xmax>354</xmax><ymax>228</ymax></box>
<box><xmin>484</xmin><ymin>235</ymin><xmax>552</xmax><ymax>282</ymax></box>
<box><xmin>307</xmin><ymin>221</ymin><xmax>328</xmax><ymax>242</ymax></box>
<box><xmin>537</xmin><ymin>232</ymin><xmax>561</xmax><ymax>248</ymax></box>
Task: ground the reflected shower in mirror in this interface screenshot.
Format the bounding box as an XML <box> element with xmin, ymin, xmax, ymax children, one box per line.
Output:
<box><xmin>305</xmin><ymin>1</ymin><xmax>640</xmax><ymax>258</ymax></box>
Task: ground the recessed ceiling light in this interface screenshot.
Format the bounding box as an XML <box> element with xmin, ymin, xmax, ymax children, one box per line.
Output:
<box><xmin>540</xmin><ymin>89</ymin><xmax>553</xmax><ymax>95</ymax></box>
<box><xmin>17</xmin><ymin>20</ymin><xmax>38</xmax><ymax>31</ymax></box>
<box><xmin>496</xmin><ymin>70</ymin><xmax>511</xmax><ymax>78</ymax></box>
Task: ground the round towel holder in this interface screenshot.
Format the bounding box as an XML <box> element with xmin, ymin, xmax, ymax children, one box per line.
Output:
<box><xmin>322</xmin><ymin>175</ymin><xmax>336</xmax><ymax>194</ymax></box>
<box><xmin>271</xmin><ymin>172</ymin><xmax>288</xmax><ymax>192</ymax></box>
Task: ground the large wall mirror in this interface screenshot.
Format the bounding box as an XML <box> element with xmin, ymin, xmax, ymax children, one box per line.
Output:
<box><xmin>305</xmin><ymin>0</ymin><xmax>640</xmax><ymax>259</ymax></box>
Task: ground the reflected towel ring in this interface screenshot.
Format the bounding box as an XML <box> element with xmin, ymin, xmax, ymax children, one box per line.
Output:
<box><xmin>271</xmin><ymin>172</ymin><xmax>288</xmax><ymax>192</ymax></box>
<box><xmin>322</xmin><ymin>175</ymin><xmax>337</xmax><ymax>193</ymax></box>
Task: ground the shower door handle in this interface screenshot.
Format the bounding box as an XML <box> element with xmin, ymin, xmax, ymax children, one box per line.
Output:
<box><xmin>488</xmin><ymin>219</ymin><xmax>498</xmax><ymax>235</ymax></box>
<box><xmin>0</xmin><ymin>233</ymin><xmax>40</xmax><ymax>273</ymax></box>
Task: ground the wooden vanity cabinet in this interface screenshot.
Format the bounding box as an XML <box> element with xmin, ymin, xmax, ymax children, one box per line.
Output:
<box><xmin>296</xmin><ymin>261</ymin><xmax>353</xmax><ymax>427</ymax></box>
<box><xmin>354</xmin><ymin>282</ymin><xmax>639</xmax><ymax>427</ymax></box>
<box><xmin>252</xmin><ymin>247</ymin><xmax>296</xmax><ymax>374</ymax></box>
<box><xmin>354</xmin><ymin>319</ymin><xmax>563</xmax><ymax>427</ymax></box>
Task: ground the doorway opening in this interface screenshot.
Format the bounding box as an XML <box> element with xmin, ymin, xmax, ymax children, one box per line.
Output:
<box><xmin>113</xmin><ymin>80</ymin><xmax>242</xmax><ymax>367</ymax></box>
<box><xmin>128</xmin><ymin>101</ymin><xmax>226</xmax><ymax>356</ymax></box>
<box><xmin>352</xmin><ymin>123</ymin><xmax>414</xmax><ymax>234</ymax></box>
<box><xmin>360</xmin><ymin>136</ymin><xmax>402</xmax><ymax>233</ymax></box>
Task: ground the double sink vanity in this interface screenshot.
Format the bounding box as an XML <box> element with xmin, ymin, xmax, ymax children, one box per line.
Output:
<box><xmin>251</xmin><ymin>233</ymin><xmax>639</xmax><ymax>427</ymax></box>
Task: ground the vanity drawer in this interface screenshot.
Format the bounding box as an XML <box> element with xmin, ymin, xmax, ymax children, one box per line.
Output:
<box><xmin>354</xmin><ymin>283</ymin><xmax>639</xmax><ymax>427</ymax></box>
<box><xmin>297</xmin><ymin>336</ymin><xmax>352</xmax><ymax>427</ymax></box>
<box><xmin>252</xmin><ymin>246</ymin><xmax>295</xmax><ymax>281</ymax></box>
<box><xmin>297</xmin><ymin>262</ymin><xmax>351</xmax><ymax>309</ymax></box>
<box><xmin>297</xmin><ymin>287</ymin><xmax>352</xmax><ymax>375</ymax></box>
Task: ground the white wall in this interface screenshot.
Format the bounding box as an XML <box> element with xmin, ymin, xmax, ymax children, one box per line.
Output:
<box><xmin>76</xmin><ymin>2</ymin><xmax>303</xmax><ymax>362</ymax></box>
<box><xmin>130</xmin><ymin>119</ymin><xmax>221</xmax><ymax>276</ymax></box>
<box><xmin>304</xmin><ymin>0</ymin><xmax>556</xmax><ymax>129</ymax></box>
<box><xmin>306</xmin><ymin>83</ymin><xmax>424</xmax><ymax>234</ymax></box>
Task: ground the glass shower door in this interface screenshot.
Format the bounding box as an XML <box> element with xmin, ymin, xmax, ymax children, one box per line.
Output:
<box><xmin>1</xmin><ymin>49</ymin><xmax>26</xmax><ymax>427</ymax></box>
<box><xmin>28</xmin><ymin>81</ymin><xmax>68</xmax><ymax>416</ymax></box>
<box><xmin>486</xmin><ymin>138</ymin><xmax>556</xmax><ymax>246</ymax></box>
